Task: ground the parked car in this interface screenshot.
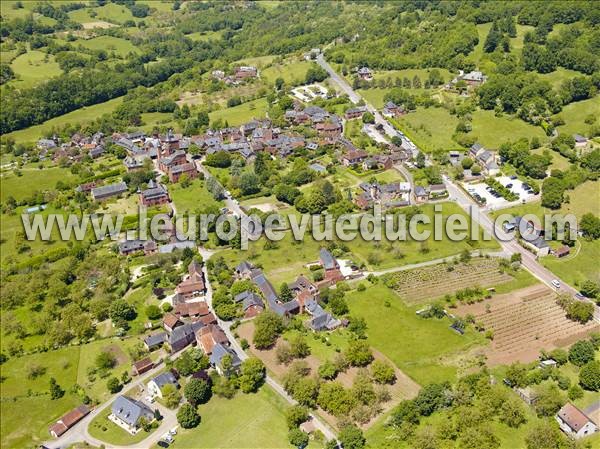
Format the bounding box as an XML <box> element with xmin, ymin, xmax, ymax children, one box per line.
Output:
<box><xmin>551</xmin><ymin>279</ymin><xmax>561</xmax><ymax>289</ymax></box>
<box><xmin>506</xmin><ymin>183</ymin><xmax>513</xmax><ymax>188</ymax></box>
<box><xmin>158</xmin><ymin>441</ymin><xmax>169</xmax><ymax>448</ymax></box>
<box><xmin>510</xmin><ymin>175</ymin><xmax>518</xmax><ymax>180</ymax></box>
<box><xmin>522</xmin><ymin>183</ymin><xmax>530</xmax><ymax>190</ymax></box>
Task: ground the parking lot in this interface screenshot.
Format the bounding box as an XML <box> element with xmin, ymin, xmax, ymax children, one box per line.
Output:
<box><xmin>291</xmin><ymin>84</ymin><xmax>328</xmax><ymax>102</ymax></box>
<box><xmin>463</xmin><ymin>176</ymin><xmax>538</xmax><ymax>208</ymax></box>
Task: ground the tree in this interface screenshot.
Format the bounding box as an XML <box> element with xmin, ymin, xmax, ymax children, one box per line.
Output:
<box><xmin>580</xmin><ymin>280</ymin><xmax>600</xmax><ymax>299</ymax></box>
<box><xmin>579</xmin><ymin>360</ymin><xmax>600</xmax><ymax>391</ymax></box>
<box><xmin>205</xmin><ymin>151</ymin><xmax>231</xmax><ymax>168</ymax></box>
<box><xmin>109</xmin><ymin>299</ymin><xmax>136</xmax><ymax>327</ymax></box>
<box><xmin>286</xmin><ymin>405</ymin><xmax>309</xmax><ymax>429</ymax></box>
<box><xmin>525</xmin><ymin>422</ymin><xmax>565</xmax><ymax>449</ymax></box>
<box><xmin>49</xmin><ymin>378</ymin><xmax>64</xmax><ymax>399</ymax></box>
<box><xmin>371</xmin><ymin>360</ymin><xmax>396</xmax><ymax>384</ymax></box>
<box><xmin>239</xmin><ymin>172</ymin><xmax>261</xmax><ymax>195</ymax></box>
<box><xmin>499</xmin><ymin>397</ymin><xmax>527</xmax><ymax>428</ymax></box>
<box><xmin>280</xmin><ymin>282</ymin><xmax>293</xmax><ymax>302</ymax></box>
<box><xmin>361</xmin><ymin>112</ymin><xmax>374</xmax><ymax>124</ymax></box>
<box><xmin>145</xmin><ymin>304</ymin><xmax>163</xmax><ymax>320</ymax></box>
<box><xmin>253</xmin><ymin>311</ymin><xmax>284</xmax><ymax>349</ymax></box>
<box><xmin>96</xmin><ymin>351</ymin><xmax>117</xmax><ymax>370</ymax></box>
<box><xmin>107</xmin><ymin>377</ymin><xmax>122</xmax><ymax>393</ymax></box>
<box><xmin>568</xmin><ymin>384</ymin><xmax>584</xmax><ymax>400</ymax></box>
<box><xmin>344</xmin><ymin>340</ymin><xmax>373</xmax><ymax>367</ymax></box>
<box><xmin>389</xmin><ymin>399</ymin><xmax>420</xmax><ymax>427</ymax></box>
<box><xmin>533</xmin><ymin>384</ymin><xmax>564</xmax><ymax>417</ymax></box>
<box><xmin>305</xmin><ymin>66</ymin><xmax>328</xmax><ymax>84</ymax></box>
<box><xmin>541</xmin><ymin>177</ymin><xmax>564</xmax><ymax>209</ymax></box>
<box><xmin>338</xmin><ymin>424</ymin><xmax>365</xmax><ymax>449</ymax></box>
<box><xmin>184</xmin><ymin>378</ymin><xmax>212</xmax><ymax>405</ymax></box>
<box><xmin>484</xmin><ymin>21</ymin><xmax>501</xmax><ymax>53</ymax></box>
<box><xmin>289</xmin><ymin>336</ymin><xmax>310</xmax><ymax>359</ymax></box>
<box><xmin>239</xmin><ymin>357</ymin><xmax>265</xmax><ymax>393</ymax></box>
<box><xmin>162</xmin><ymin>384</ymin><xmax>182</xmax><ymax>409</ymax></box>
<box><xmin>568</xmin><ymin>340</ymin><xmax>596</xmax><ymax>366</ymax></box>
<box><xmin>288</xmin><ymin>428</ymin><xmax>309</xmax><ymax>448</ymax></box>
<box><xmin>177</xmin><ymin>403</ymin><xmax>201</xmax><ymax>429</ymax></box>
<box><xmin>414</xmin><ymin>382</ymin><xmax>451</xmax><ymax>416</ymax></box>
<box><xmin>458</xmin><ymin>426</ymin><xmax>500</xmax><ymax>449</ymax></box>
<box><xmin>579</xmin><ymin>213</ymin><xmax>600</xmax><ymax>240</ymax></box>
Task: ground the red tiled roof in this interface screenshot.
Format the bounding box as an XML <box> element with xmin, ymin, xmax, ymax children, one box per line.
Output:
<box><xmin>558</xmin><ymin>403</ymin><xmax>593</xmax><ymax>431</ymax></box>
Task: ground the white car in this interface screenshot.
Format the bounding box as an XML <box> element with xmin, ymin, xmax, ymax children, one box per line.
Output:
<box><xmin>163</xmin><ymin>433</ymin><xmax>174</xmax><ymax>443</ymax></box>
<box><xmin>170</xmin><ymin>427</ymin><xmax>178</xmax><ymax>435</ymax></box>
<box><xmin>551</xmin><ymin>279</ymin><xmax>561</xmax><ymax>289</ymax></box>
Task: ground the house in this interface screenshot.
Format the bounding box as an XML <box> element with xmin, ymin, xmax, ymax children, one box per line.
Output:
<box><xmin>522</xmin><ymin>234</ymin><xmax>550</xmax><ymax>257</ymax></box>
<box><xmin>428</xmin><ymin>184</ymin><xmax>448</xmax><ymax>200</ymax></box>
<box><xmin>140</xmin><ymin>180</ymin><xmax>169</xmax><ymax>207</ymax></box>
<box><xmin>168</xmin><ymin>321</ymin><xmax>204</xmax><ymax>353</ymax></box>
<box><xmin>199</xmin><ymin>311</ymin><xmax>218</xmax><ymax>326</ymax></box>
<box><xmin>76</xmin><ymin>181</ymin><xmax>98</xmax><ymax>194</ymax></box>
<box><xmin>382</xmin><ymin>101</ymin><xmax>406</xmax><ymax>118</ymax></box>
<box><xmin>49</xmin><ymin>405</ymin><xmax>90</xmax><ymax>438</ymax></box>
<box><xmin>118</xmin><ymin>240</ymin><xmax>145</xmax><ymax>256</ymax></box>
<box><xmin>305</xmin><ymin>298</ymin><xmax>341</xmax><ymax>332</ymax></box>
<box><xmin>38</xmin><ymin>138</ymin><xmax>58</xmax><ymax>151</ymax></box>
<box><xmin>415</xmin><ymin>186</ymin><xmax>428</xmax><ymax>203</ymax></box>
<box><xmin>174</xmin><ymin>301</ymin><xmax>209</xmax><ymax>318</ymax></box>
<box><xmin>132</xmin><ymin>357</ymin><xmax>154</xmax><ymax>376</ymax></box>
<box><xmin>469</xmin><ymin>143</ymin><xmax>499</xmax><ymax>175</ymax></box>
<box><xmin>196</xmin><ymin>324</ymin><xmax>229</xmax><ymax>355</ymax></box>
<box><xmin>515</xmin><ymin>387</ymin><xmax>538</xmax><ymax>405</ymax></box>
<box><xmin>344</xmin><ymin>106</ymin><xmax>368</xmax><ymax>120</ymax></box>
<box><xmin>342</xmin><ymin>149</ymin><xmax>368</xmax><ymax>166</ymax></box>
<box><xmin>123</xmin><ymin>155</ymin><xmax>146</xmax><ymax>172</ymax></box>
<box><xmin>89</xmin><ymin>145</ymin><xmax>105</xmax><ymax>159</ymax></box>
<box><xmin>573</xmin><ymin>134</ymin><xmax>588</xmax><ymax>148</ymax></box>
<box><xmin>251</xmin><ymin>269</ymin><xmax>299</xmax><ymax>317</ymax></box>
<box><xmin>144</xmin><ymin>332</ymin><xmax>167</xmax><ymax>351</ymax></box>
<box><xmin>209</xmin><ymin>343</ymin><xmax>242</xmax><ymax>376</ymax></box>
<box><xmin>554</xmin><ymin>246</ymin><xmax>571</xmax><ymax>258</ymax></box>
<box><xmin>234</xmin><ymin>290</ymin><xmax>265</xmax><ymax>318</ymax></box>
<box><xmin>319</xmin><ymin>248</ymin><xmax>344</xmax><ymax>284</ymax></box>
<box><xmin>175</xmin><ymin>263</ymin><xmax>206</xmax><ymax>300</ymax></box>
<box><xmin>234</xmin><ymin>66</ymin><xmax>258</xmax><ymax>80</ymax></box>
<box><xmin>109</xmin><ymin>396</ymin><xmax>154</xmax><ymax>434</ymax></box>
<box><xmin>235</xmin><ymin>261</ymin><xmax>256</xmax><ymax>279</ymax></box>
<box><xmin>148</xmin><ymin>371</ymin><xmax>179</xmax><ymax>398</ymax></box>
<box><xmin>163</xmin><ymin>313</ymin><xmax>182</xmax><ymax>333</ymax></box>
<box><xmin>91</xmin><ymin>182</ymin><xmax>127</xmax><ymax>201</ymax></box>
<box><xmin>357</xmin><ymin>67</ymin><xmax>373</xmax><ymax>81</ymax></box>
<box><xmin>290</xmin><ymin>275</ymin><xmax>320</xmax><ymax>309</ymax></box>
<box><xmin>461</xmin><ymin>70</ymin><xmax>486</xmax><ymax>86</ymax></box>
<box><xmin>555</xmin><ymin>403</ymin><xmax>598</xmax><ymax>439</ymax></box>
<box><xmin>168</xmin><ymin>162</ymin><xmax>197</xmax><ymax>183</ymax></box>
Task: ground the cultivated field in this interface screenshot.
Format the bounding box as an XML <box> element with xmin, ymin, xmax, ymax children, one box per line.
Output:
<box><xmin>384</xmin><ymin>258</ymin><xmax>514</xmax><ymax>305</ymax></box>
<box><xmin>456</xmin><ymin>285</ymin><xmax>600</xmax><ymax>365</ymax></box>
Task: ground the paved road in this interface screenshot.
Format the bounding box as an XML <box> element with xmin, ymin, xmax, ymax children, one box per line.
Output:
<box><xmin>43</xmin><ymin>356</ymin><xmax>182</xmax><ymax>449</ymax></box>
<box><xmin>201</xmin><ymin>250</ymin><xmax>339</xmax><ymax>444</ymax></box>
<box><xmin>318</xmin><ymin>53</ymin><xmax>599</xmax><ymax>322</ymax></box>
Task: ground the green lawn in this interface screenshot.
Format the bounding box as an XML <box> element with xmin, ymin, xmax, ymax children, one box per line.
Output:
<box><xmin>89</xmin><ymin>407</ymin><xmax>151</xmax><ymax>446</ymax></box>
<box><xmin>347</xmin><ymin>284</ymin><xmax>486</xmax><ymax>385</ymax></box>
<box><xmin>171</xmin><ymin>386</ymin><xmax>296</xmax><ymax>448</ymax></box>
<box><xmin>261</xmin><ymin>60</ymin><xmax>315</xmax><ymax>86</ymax></box>
<box><xmin>539</xmin><ymin>68</ymin><xmax>585</xmax><ymax>90</ymax></box>
<box><xmin>68</xmin><ymin>3</ymin><xmax>135</xmax><ymax>24</ymax></box>
<box><xmin>186</xmin><ymin>30</ymin><xmax>225</xmax><ymax>42</ymax></box>
<box><xmin>543</xmin><ymin>239</ymin><xmax>600</xmax><ymax>287</ymax></box>
<box><xmin>233</xmin><ymin>55</ymin><xmax>276</xmax><ymax>68</ymax></box>
<box><xmin>209</xmin><ymin>98</ymin><xmax>269</xmax><ymax>127</ymax></box>
<box><xmin>555</xmin><ymin>96</ymin><xmax>600</xmax><ymax>137</ymax></box>
<box><xmin>471</xmin><ymin>110</ymin><xmax>547</xmax><ymax>149</ymax></box>
<box><xmin>9</xmin><ymin>50</ymin><xmax>62</xmax><ymax>89</ymax></box>
<box><xmin>75</xmin><ymin>36</ymin><xmax>139</xmax><ymax>57</ymax></box>
<box><xmin>392</xmin><ymin>107</ymin><xmax>461</xmax><ymax>152</ymax></box>
<box><xmin>169</xmin><ymin>178</ymin><xmax>223</xmax><ymax>216</ymax></box>
<box><xmin>0</xmin><ymin>166</ymin><xmax>77</xmax><ymax>202</ymax></box>
<box><xmin>0</xmin><ymin>346</ymin><xmax>82</xmax><ymax>448</ymax></box>
<box><xmin>5</xmin><ymin>96</ymin><xmax>124</xmax><ymax>143</ymax></box>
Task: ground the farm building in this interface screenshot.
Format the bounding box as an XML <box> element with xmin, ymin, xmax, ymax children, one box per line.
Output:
<box><xmin>555</xmin><ymin>403</ymin><xmax>598</xmax><ymax>439</ymax></box>
<box><xmin>91</xmin><ymin>182</ymin><xmax>128</xmax><ymax>201</ymax></box>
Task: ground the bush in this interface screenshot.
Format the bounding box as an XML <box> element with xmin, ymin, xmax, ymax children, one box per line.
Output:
<box><xmin>568</xmin><ymin>340</ymin><xmax>596</xmax><ymax>366</ymax></box>
<box><xmin>288</xmin><ymin>428</ymin><xmax>309</xmax><ymax>448</ymax></box>
<box><xmin>286</xmin><ymin>405</ymin><xmax>309</xmax><ymax>430</ymax></box>
<box><xmin>177</xmin><ymin>403</ymin><xmax>201</xmax><ymax>429</ymax></box>
<box><xmin>579</xmin><ymin>360</ymin><xmax>600</xmax><ymax>391</ymax></box>
<box><xmin>370</xmin><ymin>360</ymin><xmax>396</xmax><ymax>384</ymax></box>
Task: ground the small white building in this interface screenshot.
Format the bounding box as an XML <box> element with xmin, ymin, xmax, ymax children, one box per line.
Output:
<box><xmin>555</xmin><ymin>403</ymin><xmax>598</xmax><ymax>439</ymax></box>
<box><xmin>147</xmin><ymin>371</ymin><xmax>179</xmax><ymax>399</ymax></box>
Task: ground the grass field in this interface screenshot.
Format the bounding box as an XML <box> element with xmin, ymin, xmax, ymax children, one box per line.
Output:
<box><xmin>208</xmin><ymin>98</ymin><xmax>269</xmax><ymax>127</ymax></box>
<box><xmin>543</xmin><ymin>239</ymin><xmax>600</xmax><ymax>287</ymax></box>
<box><xmin>75</xmin><ymin>35</ymin><xmax>139</xmax><ymax>57</ymax></box>
<box><xmin>5</xmin><ymin>96</ymin><xmax>124</xmax><ymax>143</ymax></box>
<box><xmin>213</xmin><ymin>202</ymin><xmax>499</xmax><ymax>284</ymax></box>
<box><xmin>392</xmin><ymin>107</ymin><xmax>461</xmax><ymax>152</ymax></box>
<box><xmin>555</xmin><ymin>96</ymin><xmax>600</xmax><ymax>137</ymax></box>
<box><xmin>9</xmin><ymin>50</ymin><xmax>62</xmax><ymax>89</ymax></box>
<box><xmin>68</xmin><ymin>3</ymin><xmax>135</xmax><ymax>24</ymax></box>
<box><xmin>539</xmin><ymin>68</ymin><xmax>584</xmax><ymax>89</ymax></box>
<box><xmin>347</xmin><ymin>284</ymin><xmax>485</xmax><ymax>385</ymax></box>
<box><xmin>89</xmin><ymin>407</ymin><xmax>151</xmax><ymax>446</ymax></box>
<box><xmin>233</xmin><ymin>55</ymin><xmax>276</xmax><ymax>68</ymax></box>
<box><xmin>172</xmin><ymin>386</ymin><xmax>298</xmax><ymax>448</ymax></box>
<box><xmin>0</xmin><ymin>166</ymin><xmax>77</xmax><ymax>202</ymax></box>
<box><xmin>260</xmin><ymin>60</ymin><xmax>314</xmax><ymax>86</ymax></box>
<box><xmin>169</xmin><ymin>178</ymin><xmax>223</xmax><ymax>216</ymax></box>
<box><xmin>186</xmin><ymin>30</ymin><xmax>224</xmax><ymax>42</ymax></box>
<box><xmin>471</xmin><ymin>110</ymin><xmax>547</xmax><ymax>149</ymax></box>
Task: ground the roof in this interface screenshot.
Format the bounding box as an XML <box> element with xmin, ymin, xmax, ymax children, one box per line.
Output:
<box><xmin>111</xmin><ymin>396</ymin><xmax>153</xmax><ymax>427</ymax></box>
<box><xmin>415</xmin><ymin>186</ymin><xmax>427</xmax><ymax>196</ymax></box>
<box><xmin>319</xmin><ymin>248</ymin><xmax>337</xmax><ymax>270</ymax></box>
<box><xmin>91</xmin><ymin>182</ymin><xmax>127</xmax><ymax>198</ymax></box>
<box><xmin>210</xmin><ymin>343</ymin><xmax>242</xmax><ymax>369</ymax></box>
<box><xmin>133</xmin><ymin>357</ymin><xmax>153</xmax><ymax>372</ymax></box>
<box><xmin>150</xmin><ymin>371</ymin><xmax>178</xmax><ymax>389</ymax></box>
<box><xmin>557</xmin><ymin>403</ymin><xmax>594</xmax><ymax>432</ymax></box>
<box><xmin>242</xmin><ymin>293</ymin><xmax>264</xmax><ymax>311</ymax></box>
<box><xmin>163</xmin><ymin>313</ymin><xmax>181</xmax><ymax>329</ymax></box>
<box><xmin>169</xmin><ymin>321</ymin><xmax>204</xmax><ymax>345</ymax></box>
<box><xmin>144</xmin><ymin>332</ymin><xmax>167</xmax><ymax>347</ymax></box>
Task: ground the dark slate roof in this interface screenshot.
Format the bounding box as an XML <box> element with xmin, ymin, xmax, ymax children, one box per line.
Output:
<box><xmin>91</xmin><ymin>182</ymin><xmax>127</xmax><ymax>198</ymax></box>
<box><xmin>209</xmin><ymin>343</ymin><xmax>241</xmax><ymax>368</ymax></box>
<box><xmin>169</xmin><ymin>321</ymin><xmax>203</xmax><ymax>345</ymax></box>
<box><xmin>415</xmin><ymin>186</ymin><xmax>427</xmax><ymax>196</ymax></box>
<box><xmin>319</xmin><ymin>248</ymin><xmax>336</xmax><ymax>270</ymax></box>
<box><xmin>242</xmin><ymin>293</ymin><xmax>264</xmax><ymax>311</ymax></box>
<box><xmin>234</xmin><ymin>290</ymin><xmax>252</xmax><ymax>303</ymax></box>
<box><xmin>118</xmin><ymin>239</ymin><xmax>145</xmax><ymax>253</ymax></box>
<box><xmin>150</xmin><ymin>371</ymin><xmax>178</xmax><ymax>389</ymax></box>
<box><xmin>111</xmin><ymin>396</ymin><xmax>153</xmax><ymax>428</ymax></box>
<box><xmin>144</xmin><ymin>332</ymin><xmax>167</xmax><ymax>347</ymax></box>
